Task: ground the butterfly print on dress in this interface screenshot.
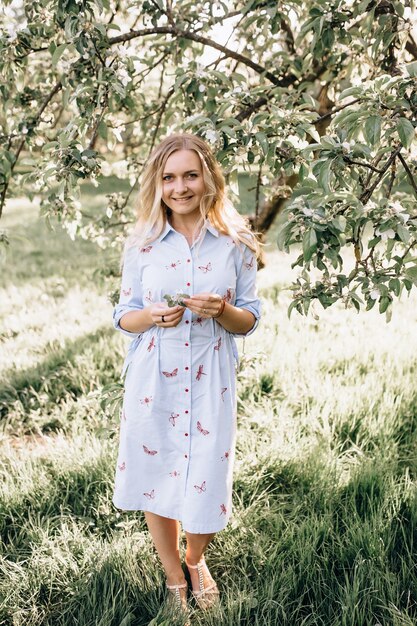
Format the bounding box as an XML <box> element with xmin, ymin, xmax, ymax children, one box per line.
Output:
<box><xmin>224</xmin><ymin>288</ymin><xmax>233</xmax><ymax>303</ymax></box>
<box><xmin>162</xmin><ymin>368</ymin><xmax>178</xmax><ymax>378</ymax></box>
<box><xmin>122</xmin><ymin>287</ymin><xmax>131</xmax><ymax>297</ymax></box>
<box><xmin>197</xmin><ymin>420</ymin><xmax>209</xmax><ymax>436</ymax></box>
<box><xmin>214</xmin><ymin>337</ymin><xmax>222</xmax><ymax>351</ymax></box>
<box><xmin>165</xmin><ymin>260</ymin><xmax>181</xmax><ymax>270</ymax></box>
<box><xmin>169</xmin><ymin>470</ymin><xmax>180</xmax><ymax>477</ymax></box>
<box><xmin>220</xmin><ymin>504</ymin><xmax>227</xmax><ymax>516</ymax></box>
<box><xmin>194</xmin><ymin>481</ymin><xmax>206</xmax><ymax>493</ymax></box>
<box><xmin>244</xmin><ymin>256</ymin><xmax>254</xmax><ymax>270</ymax></box>
<box><xmin>145</xmin><ymin>289</ymin><xmax>153</xmax><ymax>303</ymax></box>
<box><xmin>147</xmin><ymin>336</ymin><xmax>155</xmax><ymax>352</ymax></box>
<box><xmin>140</xmin><ymin>396</ymin><xmax>153</xmax><ymax>408</ymax></box>
<box><xmin>143</xmin><ymin>489</ymin><xmax>155</xmax><ymax>499</ymax></box>
<box><xmin>118</xmin><ymin>461</ymin><xmax>126</xmax><ymax>471</ymax></box>
<box><xmin>196</xmin><ymin>364</ymin><xmax>206</xmax><ymax>381</ymax></box>
<box><xmin>169</xmin><ymin>412</ymin><xmax>179</xmax><ymax>426</ymax></box>
<box><xmin>221</xmin><ymin>387</ymin><xmax>227</xmax><ymax>401</ymax></box>
<box><xmin>143</xmin><ymin>445</ymin><xmax>158</xmax><ymax>455</ymax></box>
<box><xmin>140</xmin><ymin>245</ymin><xmax>153</xmax><ymax>253</ymax></box>
<box><xmin>192</xmin><ymin>317</ymin><xmax>203</xmax><ymax>326</ymax></box>
<box><xmin>221</xmin><ymin>450</ymin><xmax>230</xmax><ymax>462</ymax></box>
<box><xmin>198</xmin><ymin>262</ymin><xmax>212</xmax><ymax>273</ymax></box>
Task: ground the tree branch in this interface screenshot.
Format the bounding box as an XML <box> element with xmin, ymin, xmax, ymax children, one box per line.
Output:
<box><xmin>108</xmin><ymin>27</ymin><xmax>284</xmax><ymax>85</ymax></box>
<box><xmin>0</xmin><ymin>80</ymin><xmax>62</xmax><ymax>219</ymax></box>
<box><xmin>398</xmin><ymin>153</ymin><xmax>417</xmax><ymax>197</ymax></box>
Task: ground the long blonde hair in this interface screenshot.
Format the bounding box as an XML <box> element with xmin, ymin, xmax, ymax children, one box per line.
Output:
<box><xmin>125</xmin><ymin>133</ymin><xmax>261</xmax><ymax>257</ymax></box>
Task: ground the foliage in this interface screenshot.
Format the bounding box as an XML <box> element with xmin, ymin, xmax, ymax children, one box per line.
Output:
<box><xmin>0</xmin><ymin>0</ymin><xmax>417</xmax><ymax>315</ymax></box>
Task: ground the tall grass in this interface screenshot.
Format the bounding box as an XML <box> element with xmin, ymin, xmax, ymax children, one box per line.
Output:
<box><xmin>1</xmin><ymin>190</ymin><xmax>417</xmax><ymax>625</ymax></box>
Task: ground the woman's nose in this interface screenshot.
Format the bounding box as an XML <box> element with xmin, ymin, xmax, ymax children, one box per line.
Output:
<box><xmin>174</xmin><ymin>178</ymin><xmax>187</xmax><ymax>193</ymax></box>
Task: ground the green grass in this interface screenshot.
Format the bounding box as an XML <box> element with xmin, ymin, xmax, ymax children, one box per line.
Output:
<box><xmin>1</xmin><ymin>184</ymin><xmax>417</xmax><ymax>625</ymax></box>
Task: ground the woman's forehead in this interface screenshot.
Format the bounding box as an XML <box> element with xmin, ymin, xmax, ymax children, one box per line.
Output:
<box><xmin>163</xmin><ymin>149</ymin><xmax>202</xmax><ymax>173</ymax></box>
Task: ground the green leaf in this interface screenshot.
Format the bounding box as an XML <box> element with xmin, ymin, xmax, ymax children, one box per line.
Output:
<box><xmin>364</xmin><ymin>115</ymin><xmax>381</xmax><ymax>146</ymax></box>
<box><xmin>405</xmin><ymin>266</ymin><xmax>417</xmax><ymax>284</ymax></box>
<box><xmin>397</xmin><ymin>224</ymin><xmax>410</xmax><ymax>244</ymax></box>
<box><xmin>379</xmin><ymin>296</ymin><xmax>390</xmax><ymax>314</ymax></box>
<box><xmin>317</xmin><ymin>159</ymin><xmax>332</xmax><ymax>192</ymax></box>
<box><xmin>52</xmin><ymin>43</ymin><xmax>67</xmax><ymax>66</ymax></box>
<box><xmin>255</xmin><ymin>131</ymin><xmax>269</xmax><ymax>156</ymax></box>
<box><xmin>303</xmin><ymin>228</ymin><xmax>317</xmax><ymax>262</ymax></box>
<box><xmin>331</xmin><ymin>215</ymin><xmax>347</xmax><ymax>232</ymax></box>
<box><xmin>396</xmin><ymin>117</ymin><xmax>415</xmax><ymax>149</ymax></box>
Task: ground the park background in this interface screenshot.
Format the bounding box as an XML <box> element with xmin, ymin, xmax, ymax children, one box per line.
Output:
<box><xmin>1</xmin><ymin>1</ymin><xmax>417</xmax><ymax>625</ymax></box>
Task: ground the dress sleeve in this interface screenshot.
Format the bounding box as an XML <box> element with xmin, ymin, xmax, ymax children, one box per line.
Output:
<box><xmin>113</xmin><ymin>244</ymin><xmax>143</xmax><ymax>338</ymax></box>
<box><xmin>232</xmin><ymin>245</ymin><xmax>261</xmax><ymax>337</ymax></box>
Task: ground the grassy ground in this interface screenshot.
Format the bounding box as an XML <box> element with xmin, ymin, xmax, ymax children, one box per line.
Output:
<box><xmin>1</xmin><ymin>183</ymin><xmax>417</xmax><ymax>626</ymax></box>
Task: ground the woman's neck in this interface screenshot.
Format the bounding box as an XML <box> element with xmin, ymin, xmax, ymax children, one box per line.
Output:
<box><xmin>169</xmin><ymin>214</ymin><xmax>204</xmax><ymax>239</ymax></box>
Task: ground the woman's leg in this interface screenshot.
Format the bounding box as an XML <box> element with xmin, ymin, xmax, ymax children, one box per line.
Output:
<box><xmin>144</xmin><ymin>511</ymin><xmax>186</xmax><ymax>585</ymax></box>
<box><xmin>185</xmin><ymin>531</ymin><xmax>217</xmax><ymax>590</ymax></box>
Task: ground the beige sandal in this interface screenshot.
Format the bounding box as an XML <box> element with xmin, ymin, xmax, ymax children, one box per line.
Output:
<box><xmin>166</xmin><ymin>580</ymin><xmax>189</xmax><ymax>613</ymax></box>
<box><xmin>185</xmin><ymin>557</ymin><xmax>220</xmax><ymax>610</ymax></box>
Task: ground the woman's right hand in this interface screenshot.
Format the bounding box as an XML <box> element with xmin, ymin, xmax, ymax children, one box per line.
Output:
<box><xmin>148</xmin><ymin>303</ymin><xmax>186</xmax><ymax>327</ymax></box>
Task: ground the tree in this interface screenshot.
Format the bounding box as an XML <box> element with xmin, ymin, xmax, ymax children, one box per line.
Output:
<box><xmin>1</xmin><ymin>0</ymin><xmax>416</xmax><ymax>317</ymax></box>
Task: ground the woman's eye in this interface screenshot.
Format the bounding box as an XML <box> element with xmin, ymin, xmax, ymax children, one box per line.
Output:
<box><xmin>163</xmin><ymin>176</ymin><xmax>172</xmax><ymax>181</ymax></box>
<box><xmin>187</xmin><ymin>173</ymin><xmax>197</xmax><ymax>179</ymax></box>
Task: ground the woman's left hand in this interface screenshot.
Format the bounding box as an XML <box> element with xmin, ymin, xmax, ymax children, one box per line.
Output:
<box><xmin>182</xmin><ymin>293</ymin><xmax>224</xmax><ymax>318</ymax></box>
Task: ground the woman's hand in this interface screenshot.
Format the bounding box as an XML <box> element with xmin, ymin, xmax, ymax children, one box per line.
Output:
<box><xmin>149</xmin><ymin>303</ymin><xmax>185</xmax><ymax>327</ymax></box>
<box><xmin>182</xmin><ymin>293</ymin><xmax>224</xmax><ymax>318</ymax></box>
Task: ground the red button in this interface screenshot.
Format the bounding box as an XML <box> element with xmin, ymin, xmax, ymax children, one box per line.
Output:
<box><xmin>185</xmin><ymin>454</ymin><xmax>188</xmax><ymax>458</ymax></box>
<box><xmin>185</xmin><ymin>388</ymin><xmax>189</xmax><ymax>392</ymax></box>
<box><xmin>185</xmin><ymin>320</ymin><xmax>189</xmax><ymax>324</ymax></box>
<box><xmin>185</xmin><ymin>342</ymin><xmax>189</xmax><ymax>346</ymax></box>
<box><xmin>185</xmin><ymin>410</ymin><xmax>189</xmax><ymax>414</ymax></box>
<box><xmin>185</xmin><ymin>367</ymin><xmax>189</xmax><ymax>371</ymax></box>
<box><xmin>186</xmin><ymin>282</ymin><xmax>191</xmax><ymax>286</ymax></box>
<box><xmin>187</xmin><ymin>259</ymin><xmax>191</xmax><ymax>263</ymax></box>
<box><xmin>185</xmin><ymin>433</ymin><xmax>189</xmax><ymax>437</ymax></box>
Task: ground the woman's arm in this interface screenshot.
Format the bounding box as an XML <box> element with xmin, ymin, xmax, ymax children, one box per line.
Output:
<box><xmin>183</xmin><ymin>294</ymin><xmax>256</xmax><ymax>334</ymax></box>
<box><xmin>119</xmin><ymin>303</ymin><xmax>185</xmax><ymax>333</ymax></box>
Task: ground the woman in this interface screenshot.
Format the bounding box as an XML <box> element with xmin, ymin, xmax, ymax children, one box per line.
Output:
<box><xmin>112</xmin><ymin>133</ymin><xmax>261</xmax><ymax>619</ymax></box>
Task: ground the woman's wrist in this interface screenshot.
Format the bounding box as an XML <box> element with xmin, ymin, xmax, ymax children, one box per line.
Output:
<box><xmin>213</xmin><ymin>298</ymin><xmax>226</xmax><ymax>319</ymax></box>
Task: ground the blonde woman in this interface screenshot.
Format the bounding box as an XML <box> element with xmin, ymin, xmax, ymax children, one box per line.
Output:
<box><xmin>112</xmin><ymin>133</ymin><xmax>261</xmax><ymax>620</ymax></box>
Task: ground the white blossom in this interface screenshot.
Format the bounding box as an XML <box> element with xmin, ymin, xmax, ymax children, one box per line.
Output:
<box><xmin>204</xmin><ymin>129</ymin><xmax>219</xmax><ymax>144</ymax></box>
<box><xmin>302</xmin><ymin>207</ymin><xmax>314</xmax><ymax>217</ymax></box>
<box><xmin>198</xmin><ymin>84</ymin><xmax>206</xmax><ymax>92</ymax></box>
<box><xmin>369</xmin><ymin>288</ymin><xmax>380</xmax><ymax>300</ymax></box>
<box><xmin>375</xmin><ymin>227</ymin><xmax>395</xmax><ymax>241</ymax></box>
<box><xmin>116</xmin><ymin>66</ymin><xmax>131</xmax><ymax>86</ymax></box>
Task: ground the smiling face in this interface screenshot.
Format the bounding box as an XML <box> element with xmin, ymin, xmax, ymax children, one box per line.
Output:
<box><xmin>161</xmin><ymin>149</ymin><xmax>206</xmax><ymax>220</ymax></box>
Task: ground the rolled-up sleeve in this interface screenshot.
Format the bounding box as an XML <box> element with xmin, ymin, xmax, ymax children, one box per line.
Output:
<box><xmin>233</xmin><ymin>246</ymin><xmax>261</xmax><ymax>337</ymax></box>
<box><xmin>113</xmin><ymin>244</ymin><xmax>143</xmax><ymax>338</ymax></box>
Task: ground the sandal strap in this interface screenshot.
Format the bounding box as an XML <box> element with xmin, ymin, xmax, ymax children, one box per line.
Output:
<box><xmin>185</xmin><ymin>558</ymin><xmax>205</xmax><ymax>569</ymax></box>
<box><xmin>166</xmin><ymin>581</ymin><xmax>188</xmax><ymax>590</ymax></box>
<box><xmin>192</xmin><ymin>583</ymin><xmax>218</xmax><ymax>598</ymax></box>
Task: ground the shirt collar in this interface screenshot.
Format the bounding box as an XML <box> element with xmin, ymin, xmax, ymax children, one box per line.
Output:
<box><xmin>156</xmin><ymin>218</ymin><xmax>219</xmax><ymax>242</ymax></box>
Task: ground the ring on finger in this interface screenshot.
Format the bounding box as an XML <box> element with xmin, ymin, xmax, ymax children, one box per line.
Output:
<box><xmin>161</xmin><ymin>315</ymin><xmax>165</xmax><ymax>323</ymax></box>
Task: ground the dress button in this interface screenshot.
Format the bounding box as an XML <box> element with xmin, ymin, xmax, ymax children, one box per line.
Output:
<box><xmin>185</xmin><ymin>342</ymin><xmax>189</xmax><ymax>346</ymax></box>
<box><xmin>185</xmin><ymin>320</ymin><xmax>189</xmax><ymax>324</ymax></box>
<box><xmin>185</xmin><ymin>410</ymin><xmax>189</xmax><ymax>414</ymax></box>
<box><xmin>185</xmin><ymin>433</ymin><xmax>189</xmax><ymax>437</ymax></box>
<box><xmin>186</xmin><ymin>282</ymin><xmax>191</xmax><ymax>286</ymax></box>
<box><xmin>185</xmin><ymin>388</ymin><xmax>189</xmax><ymax>392</ymax></box>
<box><xmin>185</xmin><ymin>366</ymin><xmax>189</xmax><ymax>371</ymax></box>
<box><xmin>187</xmin><ymin>259</ymin><xmax>191</xmax><ymax>263</ymax></box>
<box><xmin>185</xmin><ymin>454</ymin><xmax>188</xmax><ymax>458</ymax></box>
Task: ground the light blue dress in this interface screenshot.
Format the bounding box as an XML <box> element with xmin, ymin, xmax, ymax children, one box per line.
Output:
<box><xmin>112</xmin><ymin>219</ymin><xmax>261</xmax><ymax>533</ymax></box>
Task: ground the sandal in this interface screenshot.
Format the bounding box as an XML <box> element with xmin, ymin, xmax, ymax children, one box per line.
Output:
<box><xmin>185</xmin><ymin>557</ymin><xmax>220</xmax><ymax>610</ymax></box>
<box><xmin>166</xmin><ymin>580</ymin><xmax>189</xmax><ymax>614</ymax></box>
